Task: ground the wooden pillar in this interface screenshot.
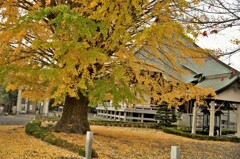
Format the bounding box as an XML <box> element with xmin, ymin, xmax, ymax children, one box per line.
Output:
<box><xmin>227</xmin><ymin>103</ymin><xmax>230</xmax><ymax>128</ymax></box>
<box><xmin>102</xmin><ymin>110</ymin><xmax>104</xmax><ymax>117</ymax></box>
<box><xmin>43</xmin><ymin>99</ymin><xmax>49</xmax><ymax>116</ymax></box>
<box><xmin>16</xmin><ymin>89</ymin><xmax>22</xmax><ymax>114</ymax></box>
<box><xmin>106</xmin><ymin>110</ymin><xmax>109</xmax><ymax>118</ymax></box>
<box><xmin>124</xmin><ymin>112</ymin><xmax>127</xmax><ymax>121</ymax></box>
<box><xmin>118</xmin><ymin>111</ymin><xmax>121</xmax><ymax>120</ymax></box>
<box><xmin>189</xmin><ymin>101</ymin><xmax>192</xmax><ymax>113</ymax></box>
<box><xmin>141</xmin><ymin>113</ymin><xmax>144</xmax><ymax>122</ymax></box>
<box><xmin>114</xmin><ymin>111</ymin><xmax>116</xmax><ymax>120</ymax></box>
<box><xmin>209</xmin><ymin>101</ymin><xmax>215</xmax><ymax>136</ymax></box>
<box><xmin>219</xmin><ymin>115</ymin><xmax>222</xmax><ymax>136</ymax></box>
<box><xmin>105</xmin><ymin>110</ymin><xmax>108</xmax><ymax>118</ymax></box>
<box><xmin>191</xmin><ymin>101</ymin><xmax>198</xmax><ymax>134</ymax></box>
<box><xmin>236</xmin><ymin>104</ymin><xmax>240</xmax><ymax>138</ymax></box>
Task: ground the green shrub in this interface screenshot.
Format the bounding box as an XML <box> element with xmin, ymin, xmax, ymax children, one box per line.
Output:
<box><xmin>25</xmin><ymin>120</ymin><xmax>98</xmax><ymax>158</ymax></box>
<box><xmin>163</xmin><ymin>127</ymin><xmax>240</xmax><ymax>143</ymax></box>
<box><xmin>180</xmin><ymin>128</ymin><xmax>237</xmax><ymax>136</ymax></box>
<box><xmin>89</xmin><ymin>120</ymin><xmax>160</xmax><ymax>129</ymax></box>
<box><xmin>182</xmin><ymin>130</ymin><xmax>209</xmax><ymax>135</ymax></box>
<box><xmin>25</xmin><ymin>120</ymin><xmax>50</xmax><ymax>139</ymax></box>
<box><xmin>221</xmin><ymin>128</ymin><xmax>237</xmax><ymax>135</ymax></box>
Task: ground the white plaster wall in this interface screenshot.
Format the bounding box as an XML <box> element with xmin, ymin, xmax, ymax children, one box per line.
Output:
<box><xmin>216</xmin><ymin>83</ymin><xmax>240</xmax><ymax>102</ymax></box>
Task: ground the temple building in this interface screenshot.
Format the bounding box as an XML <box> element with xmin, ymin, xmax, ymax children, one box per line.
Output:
<box><xmin>96</xmin><ymin>54</ymin><xmax>240</xmax><ymax>137</ymax></box>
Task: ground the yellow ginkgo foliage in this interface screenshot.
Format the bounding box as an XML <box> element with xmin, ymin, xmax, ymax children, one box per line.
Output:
<box><xmin>0</xmin><ymin>0</ymin><xmax>214</xmax><ymax>134</ymax></box>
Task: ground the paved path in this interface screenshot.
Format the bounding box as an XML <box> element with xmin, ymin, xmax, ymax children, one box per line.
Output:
<box><xmin>0</xmin><ymin>113</ymin><xmax>100</xmax><ymax>126</ymax></box>
<box><xmin>0</xmin><ymin>114</ymin><xmax>35</xmax><ymax>125</ymax></box>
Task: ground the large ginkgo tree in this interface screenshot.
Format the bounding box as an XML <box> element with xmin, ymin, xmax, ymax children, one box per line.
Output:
<box><xmin>0</xmin><ymin>0</ymin><xmax>214</xmax><ymax>134</ymax></box>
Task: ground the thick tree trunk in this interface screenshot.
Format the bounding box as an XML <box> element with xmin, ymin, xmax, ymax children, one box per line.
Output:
<box><xmin>55</xmin><ymin>92</ymin><xmax>90</xmax><ymax>134</ymax></box>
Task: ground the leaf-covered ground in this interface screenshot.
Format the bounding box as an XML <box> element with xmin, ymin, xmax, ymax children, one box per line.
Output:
<box><xmin>54</xmin><ymin>126</ymin><xmax>240</xmax><ymax>159</ymax></box>
<box><xmin>0</xmin><ymin>126</ymin><xmax>82</xmax><ymax>159</ymax></box>
<box><xmin>1</xmin><ymin>125</ymin><xmax>239</xmax><ymax>159</ymax></box>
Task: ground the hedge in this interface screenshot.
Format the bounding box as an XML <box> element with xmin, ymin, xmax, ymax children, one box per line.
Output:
<box><xmin>180</xmin><ymin>129</ymin><xmax>237</xmax><ymax>136</ymax></box>
<box><xmin>163</xmin><ymin>127</ymin><xmax>240</xmax><ymax>143</ymax></box>
<box><xmin>89</xmin><ymin>120</ymin><xmax>159</xmax><ymax>129</ymax></box>
<box><xmin>36</xmin><ymin>116</ymin><xmax>162</xmax><ymax>129</ymax></box>
<box><xmin>25</xmin><ymin>120</ymin><xmax>98</xmax><ymax>158</ymax></box>
<box><xmin>221</xmin><ymin>128</ymin><xmax>237</xmax><ymax>135</ymax></box>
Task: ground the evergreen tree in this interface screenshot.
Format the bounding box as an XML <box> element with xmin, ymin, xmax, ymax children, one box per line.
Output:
<box><xmin>0</xmin><ymin>86</ymin><xmax>18</xmax><ymax>113</ymax></box>
<box><xmin>155</xmin><ymin>102</ymin><xmax>177</xmax><ymax>127</ymax></box>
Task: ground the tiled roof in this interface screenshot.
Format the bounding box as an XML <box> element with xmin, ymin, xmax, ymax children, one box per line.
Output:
<box><xmin>180</xmin><ymin>55</ymin><xmax>240</xmax><ymax>93</ymax></box>
<box><xmin>136</xmin><ymin>47</ymin><xmax>240</xmax><ymax>93</ymax></box>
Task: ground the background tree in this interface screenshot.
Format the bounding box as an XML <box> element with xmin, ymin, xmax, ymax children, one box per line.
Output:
<box><xmin>154</xmin><ymin>101</ymin><xmax>177</xmax><ymax>127</ymax></box>
<box><xmin>173</xmin><ymin>0</ymin><xmax>240</xmax><ymax>57</ymax></box>
<box><xmin>0</xmin><ymin>86</ymin><xmax>18</xmax><ymax>113</ymax></box>
<box><xmin>0</xmin><ymin>0</ymin><xmax>214</xmax><ymax>134</ymax></box>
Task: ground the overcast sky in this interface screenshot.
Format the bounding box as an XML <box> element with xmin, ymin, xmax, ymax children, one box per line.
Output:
<box><xmin>196</xmin><ymin>26</ymin><xmax>240</xmax><ymax>71</ymax></box>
